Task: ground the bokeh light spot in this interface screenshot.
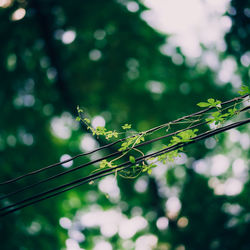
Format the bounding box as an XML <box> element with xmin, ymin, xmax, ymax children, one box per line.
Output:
<box><xmin>94</xmin><ymin>241</ymin><xmax>112</xmax><ymax>250</ymax></box>
<box><xmin>177</xmin><ymin>216</ymin><xmax>188</xmax><ymax>228</ymax></box>
<box><xmin>134</xmin><ymin>177</ymin><xmax>148</xmax><ymax>193</ymax></box>
<box><xmin>11</xmin><ymin>8</ymin><xmax>26</xmax><ymax>21</ymax></box>
<box><xmin>232</xmin><ymin>159</ymin><xmax>246</xmax><ymax>177</ymax></box>
<box><xmin>89</xmin><ymin>49</ymin><xmax>102</xmax><ymax>61</ymax></box>
<box><xmin>94</xmin><ymin>29</ymin><xmax>106</xmax><ymax>40</ymax></box>
<box><xmin>205</xmin><ymin>137</ymin><xmax>217</xmax><ymax>149</ymax></box>
<box><xmin>98</xmin><ymin>176</ymin><xmax>120</xmax><ymax>201</ymax></box>
<box><xmin>68</xmin><ymin>230</ymin><xmax>85</xmax><ymax>242</ymax></box>
<box><xmin>165</xmin><ymin>196</ymin><xmax>181</xmax><ymax>218</ymax></box>
<box><xmin>193</xmin><ymin>159</ymin><xmax>208</xmax><ymax>174</ymax></box>
<box><xmin>210</xmin><ymin>154</ymin><xmax>229</xmax><ymax>176</ymax></box>
<box><xmin>6</xmin><ymin>54</ymin><xmax>16</xmax><ymax>71</ymax></box>
<box><xmin>7</xmin><ymin>135</ymin><xmax>16</xmax><ymax>147</ymax></box>
<box><xmin>146</xmin><ymin>81</ymin><xmax>165</xmax><ymax>94</ymax></box>
<box><xmin>127</xmin><ymin>1</ymin><xmax>139</xmax><ymax>12</ymax></box>
<box><xmin>80</xmin><ymin>134</ymin><xmax>98</xmax><ymax>151</ymax></box>
<box><xmin>179</xmin><ymin>82</ymin><xmax>190</xmax><ymax>94</ymax></box>
<box><xmin>60</xmin><ymin>154</ymin><xmax>73</xmax><ymax>168</ymax></box>
<box><xmin>91</xmin><ymin>116</ymin><xmax>106</xmax><ymax>129</ymax></box>
<box><xmin>224</xmin><ymin>178</ymin><xmax>243</xmax><ymax>196</ymax></box>
<box><xmin>0</xmin><ymin>0</ymin><xmax>13</xmax><ymax>8</ymax></box>
<box><xmin>66</xmin><ymin>239</ymin><xmax>81</xmax><ymax>250</ymax></box>
<box><xmin>135</xmin><ymin>235</ymin><xmax>158</xmax><ymax>250</ymax></box>
<box><xmin>62</xmin><ymin>30</ymin><xmax>76</xmax><ymax>44</ymax></box>
<box><xmin>156</xmin><ymin>217</ymin><xmax>169</xmax><ymax>230</ymax></box>
<box><xmin>119</xmin><ymin>216</ymin><xmax>147</xmax><ymax>239</ymax></box>
<box><xmin>59</xmin><ymin>217</ymin><xmax>72</xmax><ymax>229</ymax></box>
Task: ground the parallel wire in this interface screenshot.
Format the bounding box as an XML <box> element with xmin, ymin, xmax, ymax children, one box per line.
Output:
<box><xmin>0</xmin><ymin>121</ymin><xmax>207</xmax><ymax>200</ymax></box>
<box><xmin>1</xmin><ymin>103</ymin><xmax>249</xmax><ymax>201</ymax></box>
<box><xmin>0</xmin><ymin>94</ymin><xmax>248</xmax><ymax>186</ymax></box>
<box><xmin>1</xmin><ymin>118</ymin><xmax>249</xmax><ymax>217</ymax></box>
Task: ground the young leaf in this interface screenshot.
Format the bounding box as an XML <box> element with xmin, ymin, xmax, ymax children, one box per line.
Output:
<box><xmin>84</xmin><ymin>118</ymin><xmax>90</xmax><ymax>123</ymax></box>
<box><xmin>197</xmin><ymin>102</ymin><xmax>210</xmax><ymax>107</ymax></box>
<box><xmin>238</xmin><ymin>85</ymin><xmax>250</xmax><ymax>95</ymax></box>
<box><xmin>129</xmin><ymin>156</ymin><xmax>136</xmax><ymax>164</ymax></box>
<box><xmin>197</xmin><ymin>99</ymin><xmax>221</xmax><ymax>108</ymax></box>
<box><xmin>96</xmin><ymin>126</ymin><xmax>107</xmax><ymax>135</ymax></box>
<box><xmin>113</xmin><ymin>131</ymin><xmax>118</xmax><ymax>138</ymax></box>
<box><xmin>147</xmin><ymin>168</ymin><xmax>152</xmax><ymax>174</ymax></box>
<box><xmin>207</xmin><ymin>98</ymin><xmax>215</xmax><ymax>104</ymax></box>
<box><xmin>228</xmin><ymin>108</ymin><xmax>237</xmax><ymax>116</ymax></box>
<box><xmin>77</xmin><ymin>106</ymin><xmax>83</xmax><ymax>113</ymax></box>
<box><xmin>122</xmin><ymin>124</ymin><xmax>132</xmax><ymax>130</ymax></box>
<box><xmin>100</xmin><ymin>160</ymin><xmax>108</xmax><ymax>168</ymax></box>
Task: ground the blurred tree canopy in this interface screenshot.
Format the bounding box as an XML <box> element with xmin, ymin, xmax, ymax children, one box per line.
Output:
<box><xmin>0</xmin><ymin>0</ymin><xmax>249</xmax><ymax>249</ymax></box>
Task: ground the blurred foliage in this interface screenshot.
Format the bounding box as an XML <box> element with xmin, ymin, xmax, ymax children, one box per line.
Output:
<box><xmin>0</xmin><ymin>0</ymin><xmax>249</xmax><ymax>249</ymax></box>
<box><xmin>225</xmin><ymin>0</ymin><xmax>250</xmax><ymax>83</ymax></box>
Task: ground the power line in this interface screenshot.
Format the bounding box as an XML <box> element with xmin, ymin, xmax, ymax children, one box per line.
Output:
<box><xmin>0</xmin><ymin>120</ymin><xmax>207</xmax><ymax>201</ymax></box>
<box><xmin>1</xmin><ymin>118</ymin><xmax>249</xmax><ymax>217</ymax></box>
<box><xmin>1</xmin><ymin>100</ymin><xmax>249</xmax><ymax>200</ymax></box>
<box><xmin>0</xmin><ymin>94</ymin><xmax>248</xmax><ymax>186</ymax></box>
<box><xmin>0</xmin><ymin>140</ymin><xmax>120</xmax><ymax>186</ymax></box>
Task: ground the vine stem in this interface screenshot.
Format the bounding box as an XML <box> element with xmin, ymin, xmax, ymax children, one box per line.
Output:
<box><xmin>1</xmin><ymin>104</ymin><xmax>249</xmax><ymax>201</ymax></box>
<box><xmin>0</xmin><ymin>120</ymin><xmax>209</xmax><ymax>200</ymax></box>
<box><xmin>1</xmin><ymin>118</ymin><xmax>249</xmax><ymax>217</ymax></box>
<box><xmin>0</xmin><ymin>94</ymin><xmax>248</xmax><ymax>186</ymax></box>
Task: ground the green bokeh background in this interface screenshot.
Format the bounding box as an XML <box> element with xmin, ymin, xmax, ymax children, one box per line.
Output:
<box><xmin>0</xmin><ymin>0</ymin><xmax>249</xmax><ymax>249</ymax></box>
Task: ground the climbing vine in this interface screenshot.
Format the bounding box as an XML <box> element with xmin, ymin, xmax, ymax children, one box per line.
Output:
<box><xmin>0</xmin><ymin>86</ymin><xmax>249</xmax><ymax>216</ymax></box>
<box><xmin>76</xmin><ymin>85</ymin><xmax>249</xmax><ymax>178</ymax></box>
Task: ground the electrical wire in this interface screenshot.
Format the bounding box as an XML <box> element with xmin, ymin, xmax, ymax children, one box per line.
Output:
<box><xmin>0</xmin><ymin>120</ymin><xmax>210</xmax><ymax>201</ymax></box>
<box><xmin>1</xmin><ymin>102</ymin><xmax>249</xmax><ymax>201</ymax></box>
<box><xmin>0</xmin><ymin>94</ymin><xmax>248</xmax><ymax>186</ymax></box>
<box><xmin>1</xmin><ymin>118</ymin><xmax>249</xmax><ymax>217</ymax></box>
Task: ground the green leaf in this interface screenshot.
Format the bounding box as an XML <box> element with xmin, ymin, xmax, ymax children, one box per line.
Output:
<box><xmin>197</xmin><ymin>102</ymin><xmax>210</xmax><ymax>107</ymax></box>
<box><xmin>207</xmin><ymin>98</ymin><xmax>215</xmax><ymax>104</ymax></box>
<box><xmin>100</xmin><ymin>160</ymin><xmax>108</xmax><ymax>168</ymax></box>
<box><xmin>150</xmin><ymin>164</ymin><xmax>157</xmax><ymax>168</ymax></box>
<box><xmin>77</xmin><ymin>106</ymin><xmax>83</xmax><ymax>113</ymax></box>
<box><xmin>147</xmin><ymin>168</ymin><xmax>152</xmax><ymax>174</ymax></box>
<box><xmin>84</xmin><ymin>118</ymin><xmax>90</xmax><ymax>123</ymax></box>
<box><xmin>122</xmin><ymin>124</ymin><xmax>132</xmax><ymax>130</ymax></box>
<box><xmin>129</xmin><ymin>156</ymin><xmax>136</xmax><ymax>164</ymax></box>
<box><xmin>96</xmin><ymin>126</ymin><xmax>107</xmax><ymax>135</ymax></box>
<box><xmin>205</xmin><ymin>118</ymin><xmax>214</xmax><ymax>124</ymax></box>
<box><xmin>197</xmin><ymin>99</ymin><xmax>221</xmax><ymax>108</ymax></box>
<box><xmin>76</xmin><ymin>117</ymin><xmax>81</xmax><ymax>121</ymax></box>
<box><xmin>212</xmin><ymin>111</ymin><xmax>221</xmax><ymax>117</ymax></box>
<box><xmin>228</xmin><ymin>108</ymin><xmax>238</xmax><ymax>116</ymax></box>
<box><xmin>238</xmin><ymin>85</ymin><xmax>250</xmax><ymax>95</ymax></box>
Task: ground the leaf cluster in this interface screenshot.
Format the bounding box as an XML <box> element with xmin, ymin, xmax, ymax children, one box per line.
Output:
<box><xmin>75</xmin><ymin>88</ymin><xmax>249</xmax><ymax>179</ymax></box>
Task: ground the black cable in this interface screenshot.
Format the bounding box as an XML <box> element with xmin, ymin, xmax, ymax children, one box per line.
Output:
<box><xmin>1</xmin><ymin>94</ymin><xmax>248</xmax><ymax>186</ymax></box>
<box><xmin>1</xmin><ymin>103</ymin><xmax>249</xmax><ymax>201</ymax></box>
<box><xmin>0</xmin><ymin>121</ymin><xmax>207</xmax><ymax>201</ymax></box>
<box><xmin>1</xmin><ymin>118</ymin><xmax>249</xmax><ymax>217</ymax></box>
<box><xmin>0</xmin><ymin>140</ymin><xmax>121</xmax><ymax>186</ymax></box>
